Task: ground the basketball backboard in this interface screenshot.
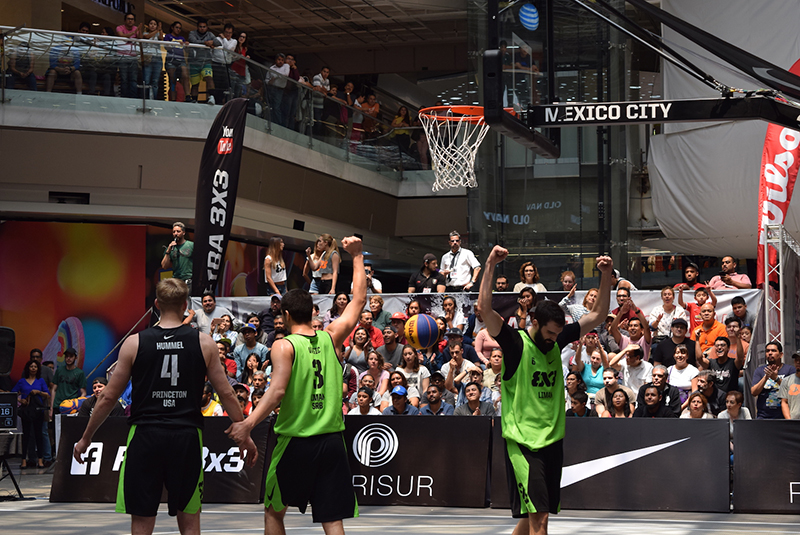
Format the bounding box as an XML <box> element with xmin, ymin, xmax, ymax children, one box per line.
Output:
<box><xmin>482</xmin><ymin>0</ymin><xmax>560</xmax><ymax>158</ymax></box>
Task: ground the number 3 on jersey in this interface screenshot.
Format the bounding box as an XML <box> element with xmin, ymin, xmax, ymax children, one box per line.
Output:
<box><xmin>161</xmin><ymin>354</ymin><xmax>180</xmax><ymax>386</ymax></box>
<box><xmin>312</xmin><ymin>359</ymin><xmax>324</xmax><ymax>389</ymax></box>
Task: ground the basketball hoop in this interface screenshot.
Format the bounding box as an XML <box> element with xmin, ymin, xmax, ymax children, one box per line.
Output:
<box><xmin>418</xmin><ymin>105</ymin><xmax>516</xmax><ymax>191</ymax></box>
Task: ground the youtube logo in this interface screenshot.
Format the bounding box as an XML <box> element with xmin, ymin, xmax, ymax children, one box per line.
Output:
<box><xmin>217</xmin><ymin>138</ymin><xmax>233</xmax><ymax>154</ymax></box>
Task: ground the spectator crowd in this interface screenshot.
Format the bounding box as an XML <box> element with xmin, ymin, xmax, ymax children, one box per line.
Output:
<box><xmin>7</xmin><ymin>226</ymin><xmax>792</xmax><ymax>471</ymax></box>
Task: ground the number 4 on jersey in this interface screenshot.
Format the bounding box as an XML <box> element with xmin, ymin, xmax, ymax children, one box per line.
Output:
<box><xmin>161</xmin><ymin>354</ymin><xmax>180</xmax><ymax>386</ymax></box>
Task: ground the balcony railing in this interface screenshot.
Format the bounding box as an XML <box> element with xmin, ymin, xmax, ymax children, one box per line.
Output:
<box><xmin>1</xmin><ymin>25</ymin><xmax>434</xmax><ymax>180</ymax></box>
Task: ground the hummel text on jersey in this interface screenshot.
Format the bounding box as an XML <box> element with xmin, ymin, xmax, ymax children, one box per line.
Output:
<box><xmin>156</xmin><ymin>341</ymin><xmax>185</xmax><ymax>350</ymax></box>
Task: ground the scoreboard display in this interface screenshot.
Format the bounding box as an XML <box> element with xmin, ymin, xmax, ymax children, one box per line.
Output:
<box><xmin>0</xmin><ymin>392</ymin><xmax>17</xmax><ymax>430</ymax></box>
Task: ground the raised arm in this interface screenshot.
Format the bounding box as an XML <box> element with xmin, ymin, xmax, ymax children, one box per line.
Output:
<box><xmin>577</xmin><ymin>256</ymin><xmax>613</xmax><ymax>337</ymax></box>
<box><xmin>677</xmin><ymin>288</ymin><xmax>686</xmax><ymax>308</ymax></box>
<box><xmin>182</xmin><ymin>308</ymin><xmax>196</xmax><ymax>326</ymax></box>
<box><xmin>444</xmin><ymin>361</ymin><xmax>459</xmax><ymax>394</ymax></box>
<box><xmin>732</xmin><ymin>332</ymin><xmax>746</xmax><ymax>370</ymax></box>
<box><xmin>634</xmin><ymin>304</ymin><xmax>652</xmax><ymax>344</ymax></box>
<box><xmin>609</xmin><ymin>305</ymin><xmax>625</xmax><ymax>345</ymax></box>
<box><xmin>608</xmin><ymin>345</ymin><xmax>633</xmax><ymax>370</ymax></box>
<box><xmin>161</xmin><ymin>244</ymin><xmax>175</xmax><ymax>270</ymax></box>
<box><xmin>597</xmin><ymin>343</ymin><xmax>610</xmax><ymax>370</ymax></box>
<box><xmin>696</xmin><ymin>343</ymin><xmax>709</xmax><ymax>369</ymax></box>
<box><xmin>326</xmin><ymin>237</ymin><xmax>365</xmax><ymax>347</ymax></box>
<box><xmin>573</xmin><ymin>340</ymin><xmax>585</xmax><ymax>373</ymax></box>
<box><xmin>305</xmin><ymin>247</ymin><xmax>322</xmax><ymax>271</ymax></box>
<box><xmin>476</xmin><ymin>246</ymin><xmax>509</xmax><ymax>338</ymax></box>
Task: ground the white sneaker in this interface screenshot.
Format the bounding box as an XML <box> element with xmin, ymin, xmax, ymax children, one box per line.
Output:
<box><xmin>207</xmin><ymin>95</ymin><xmax>215</xmax><ymax>105</ymax></box>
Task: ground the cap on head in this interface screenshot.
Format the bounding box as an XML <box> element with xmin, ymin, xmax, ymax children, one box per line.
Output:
<box><xmin>671</xmin><ymin>318</ymin><xmax>688</xmax><ymax>328</ymax></box>
<box><xmin>430</xmin><ymin>371</ymin><xmax>445</xmax><ymax>381</ymax></box>
<box><xmin>686</xmin><ymin>262</ymin><xmax>699</xmax><ymax>271</ymax></box>
<box><xmin>391</xmin><ymin>385</ymin><xmax>407</xmax><ymax>397</ymax></box>
<box><xmin>446</xmin><ymin>327</ymin><xmax>463</xmax><ymax>337</ymax></box>
<box><xmin>64</xmin><ymin>347</ymin><xmax>77</xmax><ymax>357</ymax></box>
<box><xmin>271</xmin><ymin>295</ymin><xmax>282</xmax><ymax>302</ymax></box>
<box><xmin>233</xmin><ymin>383</ymin><xmax>250</xmax><ymax>394</ymax></box>
<box><xmin>240</xmin><ymin>323</ymin><xmax>257</xmax><ymax>333</ymax></box>
<box><xmin>423</xmin><ymin>253</ymin><xmax>437</xmax><ymax>263</ymax></box>
<box><xmin>391</xmin><ymin>312</ymin><xmax>408</xmax><ymax>321</ymax></box>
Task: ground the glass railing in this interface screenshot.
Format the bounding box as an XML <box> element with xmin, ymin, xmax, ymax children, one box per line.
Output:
<box><xmin>1</xmin><ymin>26</ymin><xmax>434</xmax><ymax>180</ymax></box>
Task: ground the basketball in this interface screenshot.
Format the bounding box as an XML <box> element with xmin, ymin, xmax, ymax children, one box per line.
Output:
<box><xmin>59</xmin><ymin>396</ymin><xmax>88</xmax><ymax>414</ymax></box>
<box><xmin>404</xmin><ymin>314</ymin><xmax>439</xmax><ymax>350</ymax></box>
<box><xmin>519</xmin><ymin>3</ymin><xmax>539</xmax><ymax>31</ymax></box>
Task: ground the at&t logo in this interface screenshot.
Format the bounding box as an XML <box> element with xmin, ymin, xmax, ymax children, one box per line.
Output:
<box><xmin>353</xmin><ymin>424</ymin><xmax>398</xmax><ymax>467</ymax></box>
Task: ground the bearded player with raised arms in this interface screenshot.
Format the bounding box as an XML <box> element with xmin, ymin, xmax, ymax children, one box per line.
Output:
<box><xmin>477</xmin><ymin>246</ymin><xmax>613</xmax><ymax>535</ymax></box>
<box><xmin>228</xmin><ymin>236</ymin><xmax>366</xmax><ymax>535</ymax></box>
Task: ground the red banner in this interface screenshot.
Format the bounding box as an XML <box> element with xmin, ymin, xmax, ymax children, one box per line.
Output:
<box><xmin>756</xmin><ymin>59</ymin><xmax>800</xmax><ymax>289</ymax></box>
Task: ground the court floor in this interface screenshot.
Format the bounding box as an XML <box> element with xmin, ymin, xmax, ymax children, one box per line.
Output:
<box><xmin>2</xmin><ymin>468</ymin><xmax>799</xmax><ymax>535</ymax></box>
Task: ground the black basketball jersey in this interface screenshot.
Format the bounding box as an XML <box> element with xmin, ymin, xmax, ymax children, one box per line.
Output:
<box><xmin>129</xmin><ymin>324</ymin><xmax>207</xmax><ymax>429</ymax></box>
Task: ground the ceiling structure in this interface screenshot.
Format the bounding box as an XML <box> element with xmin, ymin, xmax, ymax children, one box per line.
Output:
<box><xmin>146</xmin><ymin>0</ymin><xmax>468</xmax><ymax>56</ymax></box>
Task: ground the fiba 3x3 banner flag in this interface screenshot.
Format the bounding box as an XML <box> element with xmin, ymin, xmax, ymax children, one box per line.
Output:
<box><xmin>192</xmin><ymin>98</ymin><xmax>249</xmax><ymax>297</ymax></box>
<box><xmin>756</xmin><ymin>59</ymin><xmax>800</xmax><ymax>290</ymax></box>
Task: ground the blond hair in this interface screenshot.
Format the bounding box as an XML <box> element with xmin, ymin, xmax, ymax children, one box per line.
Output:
<box><xmin>156</xmin><ymin>279</ymin><xmax>189</xmax><ymax>311</ymax></box>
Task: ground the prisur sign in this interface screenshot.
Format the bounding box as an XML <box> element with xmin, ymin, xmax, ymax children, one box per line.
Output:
<box><xmin>351</xmin><ymin>423</ymin><xmax>433</xmax><ymax>498</ymax></box>
<box><xmin>345</xmin><ymin>418</ymin><xmax>491</xmax><ymax>507</ymax></box>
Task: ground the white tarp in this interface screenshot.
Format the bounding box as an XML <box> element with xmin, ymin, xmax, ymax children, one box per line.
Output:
<box><xmin>648</xmin><ymin>0</ymin><xmax>800</xmax><ymax>257</ymax></box>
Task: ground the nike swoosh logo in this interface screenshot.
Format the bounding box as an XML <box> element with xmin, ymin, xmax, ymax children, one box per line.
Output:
<box><xmin>266</xmin><ymin>486</ymin><xmax>275</xmax><ymax>501</ymax></box>
<box><xmin>560</xmin><ymin>438</ymin><xmax>689</xmax><ymax>488</ymax></box>
<box><xmin>164</xmin><ymin>335</ymin><xmax>174</xmax><ymax>340</ymax></box>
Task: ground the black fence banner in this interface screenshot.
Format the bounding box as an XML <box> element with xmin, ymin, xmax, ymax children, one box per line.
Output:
<box><xmin>191</xmin><ymin>98</ymin><xmax>249</xmax><ymax>297</ymax></box>
<box><xmin>51</xmin><ymin>416</ymin><xmax>269</xmax><ymax>503</ymax></box>
<box><xmin>491</xmin><ymin>418</ymin><xmax>730</xmax><ymax>512</ymax></box>
<box><xmin>733</xmin><ymin>420</ymin><xmax>800</xmax><ymax>513</ymax></box>
<box><xmin>343</xmin><ymin>416</ymin><xmax>491</xmax><ymax>507</ymax></box>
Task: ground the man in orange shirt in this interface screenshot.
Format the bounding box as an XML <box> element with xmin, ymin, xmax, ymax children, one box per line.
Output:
<box><xmin>692</xmin><ymin>303</ymin><xmax>727</xmax><ymax>356</ymax></box>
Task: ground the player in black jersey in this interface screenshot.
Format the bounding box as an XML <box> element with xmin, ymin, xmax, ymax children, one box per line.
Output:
<box><xmin>74</xmin><ymin>279</ymin><xmax>257</xmax><ymax>535</ymax></box>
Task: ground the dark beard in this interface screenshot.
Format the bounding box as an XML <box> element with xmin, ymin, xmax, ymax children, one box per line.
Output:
<box><xmin>533</xmin><ymin>329</ymin><xmax>556</xmax><ymax>353</ymax></box>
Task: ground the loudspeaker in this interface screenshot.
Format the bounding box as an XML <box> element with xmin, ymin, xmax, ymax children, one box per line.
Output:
<box><xmin>0</xmin><ymin>327</ymin><xmax>15</xmax><ymax>376</ymax></box>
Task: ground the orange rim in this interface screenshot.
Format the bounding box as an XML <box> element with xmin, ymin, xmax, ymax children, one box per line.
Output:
<box><xmin>418</xmin><ymin>105</ymin><xmax>517</xmax><ymax>123</ymax></box>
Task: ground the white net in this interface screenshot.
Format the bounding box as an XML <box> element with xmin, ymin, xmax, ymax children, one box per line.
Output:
<box><xmin>419</xmin><ymin>109</ymin><xmax>490</xmax><ymax>191</ymax></box>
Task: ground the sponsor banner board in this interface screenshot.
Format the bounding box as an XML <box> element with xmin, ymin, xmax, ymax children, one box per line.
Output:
<box><xmin>343</xmin><ymin>416</ymin><xmax>491</xmax><ymax>507</ymax></box>
<box><xmin>51</xmin><ymin>416</ymin><xmax>269</xmax><ymax>503</ymax></box>
<box><xmin>491</xmin><ymin>418</ymin><xmax>730</xmax><ymax>512</ymax></box>
<box><xmin>733</xmin><ymin>420</ymin><xmax>800</xmax><ymax>513</ymax></box>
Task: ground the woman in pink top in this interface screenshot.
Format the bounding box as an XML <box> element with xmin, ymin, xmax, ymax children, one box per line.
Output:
<box><xmin>474</xmin><ymin>328</ymin><xmax>501</xmax><ymax>366</ymax></box>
